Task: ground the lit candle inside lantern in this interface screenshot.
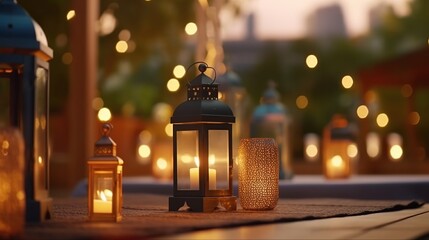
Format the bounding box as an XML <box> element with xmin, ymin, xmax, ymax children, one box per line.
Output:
<box><xmin>93</xmin><ymin>189</ymin><xmax>113</xmax><ymax>213</ymax></box>
<box><xmin>189</xmin><ymin>156</ymin><xmax>217</xmax><ymax>190</ymax></box>
<box><xmin>208</xmin><ymin>154</ymin><xmax>217</xmax><ymax>190</ymax></box>
<box><xmin>327</xmin><ymin>155</ymin><xmax>346</xmax><ymax>177</ymax></box>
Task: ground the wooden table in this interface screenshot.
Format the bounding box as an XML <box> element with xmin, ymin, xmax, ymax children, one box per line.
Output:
<box><xmin>159</xmin><ymin>204</ymin><xmax>429</xmax><ymax>240</ymax></box>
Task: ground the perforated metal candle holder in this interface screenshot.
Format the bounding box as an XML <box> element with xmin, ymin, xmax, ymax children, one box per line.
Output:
<box><xmin>238</xmin><ymin>138</ymin><xmax>279</xmax><ymax>210</ymax></box>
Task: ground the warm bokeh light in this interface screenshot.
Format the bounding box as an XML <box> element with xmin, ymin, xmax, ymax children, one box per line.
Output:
<box><xmin>99</xmin><ymin>11</ymin><xmax>117</xmax><ymax>36</ymax></box>
<box><xmin>341</xmin><ymin>75</ymin><xmax>353</xmax><ymax>89</ymax></box>
<box><xmin>92</xmin><ymin>97</ymin><xmax>104</xmax><ymax>110</ymax></box>
<box><xmin>61</xmin><ymin>52</ymin><xmax>73</xmax><ymax>65</ymax></box>
<box><xmin>306</xmin><ymin>54</ymin><xmax>318</xmax><ymax>68</ymax></box>
<box><xmin>153</xmin><ymin>103</ymin><xmax>173</xmax><ymax>122</ymax></box>
<box><xmin>139</xmin><ymin>130</ymin><xmax>152</xmax><ymax>142</ymax></box>
<box><xmin>167</xmin><ymin>78</ymin><xmax>180</xmax><ymax>92</ymax></box>
<box><xmin>115</xmin><ymin>40</ymin><xmax>128</xmax><ymax>53</ymax></box>
<box><xmin>409</xmin><ymin>111</ymin><xmax>420</xmax><ymax>125</ymax></box>
<box><xmin>366</xmin><ymin>132</ymin><xmax>380</xmax><ymax>158</ymax></box>
<box><xmin>66</xmin><ymin>10</ymin><xmax>75</xmax><ymax>20</ymax></box>
<box><xmin>97</xmin><ymin>107</ymin><xmax>112</xmax><ymax>122</ymax></box>
<box><xmin>304</xmin><ymin>133</ymin><xmax>319</xmax><ymax>162</ymax></box>
<box><xmin>347</xmin><ymin>143</ymin><xmax>358</xmax><ymax>158</ymax></box>
<box><xmin>173</xmin><ymin>65</ymin><xmax>186</xmax><ymax>78</ymax></box>
<box><xmin>156</xmin><ymin>158</ymin><xmax>168</xmax><ymax>170</ymax></box>
<box><xmin>356</xmin><ymin>105</ymin><xmax>369</xmax><ymax>119</ymax></box>
<box><xmin>376</xmin><ymin>113</ymin><xmax>389</xmax><ymax>127</ymax></box>
<box><xmin>390</xmin><ymin>145</ymin><xmax>403</xmax><ymax>161</ymax></box>
<box><xmin>387</xmin><ymin>133</ymin><xmax>403</xmax><ymax>161</ymax></box>
<box><xmin>185</xmin><ymin>22</ymin><xmax>198</xmax><ymax>35</ymax></box>
<box><xmin>296</xmin><ymin>95</ymin><xmax>308</xmax><ymax>109</ymax></box>
<box><xmin>118</xmin><ymin>29</ymin><xmax>131</xmax><ymax>41</ymax></box>
<box><xmin>165</xmin><ymin>123</ymin><xmax>173</xmax><ymax>137</ymax></box>
<box><xmin>138</xmin><ymin>144</ymin><xmax>151</xmax><ymax>158</ymax></box>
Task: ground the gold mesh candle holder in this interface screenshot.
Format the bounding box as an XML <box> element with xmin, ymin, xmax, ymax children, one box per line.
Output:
<box><xmin>238</xmin><ymin>138</ymin><xmax>279</xmax><ymax>210</ymax></box>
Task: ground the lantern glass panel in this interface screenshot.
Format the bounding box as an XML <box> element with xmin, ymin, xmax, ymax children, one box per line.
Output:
<box><xmin>93</xmin><ymin>170</ymin><xmax>114</xmax><ymax>214</ymax></box>
<box><xmin>34</xmin><ymin>67</ymin><xmax>48</xmax><ymax>193</ymax></box>
<box><xmin>0</xmin><ymin>65</ymin><xmax>14</xmax><ymax>126</ymax></box>
<box><xmin>208</xmin><ymin>130</ymin><xmax>229</xmax><ymax>190</ymax></box>
<box><xmin>325</xmin><ymin>140</ymin><xmax>350</xmax><ymax>178</ymax></box>
<box><xmin>176</xmin><ymin>130</ymin><xmax>199</xmax><ymax>190</ymax></box>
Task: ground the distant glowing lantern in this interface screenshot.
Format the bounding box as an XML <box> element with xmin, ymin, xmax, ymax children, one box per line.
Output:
<box><xmin>304</xmin><ymin>133</ymin><xmax>320</xmax><ymax>162</ymax></box>
<box><xmin>322</xmin><ymin>115</ymin><xmax>355</xmax><ymax>179</ymax></box>
<box><xmin>0</xmin><ymin>127</ymin><xmax>25</xmax><ymax>238</ymax></box>
<box><xmin>250</xmin><ymin>82</ymin><xmax>292</xmax><ymax>179</ymax></box>
<box><xmin>366</xmin><ymin>132</ymin><xmax>381</xmax><ymax>159</ymax></box>
<box><xmin>88</xmin><ymin>124</ymin><xmax>123</xmax><ymax>222</ymax></box>
<box><xmin>0</xmin><ymin>0</ymin><xmax>53</xmax><ymax>222</ymax></box>
<box><xmin>169</xmin><ymin>62</ymin><xmax>236</xmax><ymax>212</ymax></box>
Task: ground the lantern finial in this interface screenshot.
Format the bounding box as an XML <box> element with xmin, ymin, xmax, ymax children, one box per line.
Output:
<box><xmin>95</xmin><ymin>123</ymin><xmax>116</xmax><ymax>156</ymax></box>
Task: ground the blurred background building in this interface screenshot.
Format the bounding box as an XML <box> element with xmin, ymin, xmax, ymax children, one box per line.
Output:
<box><xmin>13</xmin><ymin>0</ymin><xmax>429</xmax><ymax>196</ymax></box>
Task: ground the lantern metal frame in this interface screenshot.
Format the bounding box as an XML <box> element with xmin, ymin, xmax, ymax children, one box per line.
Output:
<box><xmin>169</xmin><ymin>62</ymin><xmax>236</xmax><ymax>212</ymax></box>
<box><xmin>0</xmin><ymin>0</ymin><xmax>53</xmax><ymax>222</ymax></box>
<box><xmin>87</xmin><ymin>123</ymin><xmax>123</xmax><ymax>222</ymax></box>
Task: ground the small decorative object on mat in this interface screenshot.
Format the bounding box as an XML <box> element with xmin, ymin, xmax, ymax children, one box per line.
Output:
<box><xmin>0</xmin><ymin>128</ymin><xmax>25</xmax><ymax>238</ymax></box>
<box><xmin>238</xmin><ymin>138</ymin><xmax>279</xmax><ymax>210</ymax></box>
<box><xmin>322</xmin><ymin>115</ymin><xmax>355</xmax><ymax>179</ymax></box>
<box><xmin>0</xmin><ymin>0</ymin><xmax>53</xmax><ymax>222</ymax></box>
<box><xmin>88</xmin><ymin>123</ymin><xmax>123</xmax><ymax>222</ymax></box>
<box><xmin>169</xmin><ymin>62</ymin><xmax>236</xmax><ymax>212</ymax></box>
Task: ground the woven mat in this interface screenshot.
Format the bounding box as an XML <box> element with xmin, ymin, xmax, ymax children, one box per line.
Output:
<box><xmin>23</xmin><ymin>193</ymin><xmax>425</xmax><ymax>240</ymax></box>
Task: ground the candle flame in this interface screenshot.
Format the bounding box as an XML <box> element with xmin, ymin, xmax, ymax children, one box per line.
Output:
<box><xmin>97</xmin><ymin>189</ymin><xmax>113</xmax><ymax>202</ymax></box>
<box><xmin>209</xmin><ymin>154</ymin><xmax>216</xmax><ymax>165</ymax></box>
<box><xmin>194</xmin><ymin>157</ymin><xmax>199</xmax><ymax>168</ymax></box>
<box><xmin>100</xmin><ymin>191</ymin><xmax>107</xmax><ymax>202</ymax></box>
<box><xmin>331</xmin><ymin>155</ymin><xmax>344</xmax><ymax>167</ymax></box>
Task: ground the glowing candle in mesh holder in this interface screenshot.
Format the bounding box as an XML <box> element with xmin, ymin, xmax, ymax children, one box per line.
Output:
<box><xmin>238</xmin><ymin>138</ymin><xmax>279</xmax><ymax>210</ymax></box>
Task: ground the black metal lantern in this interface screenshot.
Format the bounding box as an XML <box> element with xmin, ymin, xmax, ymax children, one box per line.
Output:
<box><xmin>0</xmin><ymin>0</ymin><xmax>53</xmax><ymax>222</ymax></box>
<box><xmin>169</xmin><ymin>62</ymin><xmax>236</xmax><ymax>212</ymax></box>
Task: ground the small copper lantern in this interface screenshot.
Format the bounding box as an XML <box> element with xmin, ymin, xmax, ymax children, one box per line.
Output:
<box><xmin>169</xmin><ymin>62</ymin><xmax>236</xmax><ymax>212</ymax></box>
<box><xmin>0</xmin><ymin>0</ymin><xmax>53</xmax><ymax>222</ymax></box>
<box><xmin>322</xmin><ymin>115</ymin><xmax>354</xmax><ymax>179</ymax></box>
<box><xmin>88</xmin><ymin>123</ymin><xmax>123</xmax><ymax>222</ymax></box>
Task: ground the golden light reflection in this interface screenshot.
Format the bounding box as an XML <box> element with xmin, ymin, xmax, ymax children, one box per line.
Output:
<box><xmin>376</xmin><ymin>113</ymin><xmax>389</xmax><ymax>127</ymax></box>
<box><xmin>306</xmin><ymin>54</ymin><xmax>318</xmax><ymax>68</ymax></box>
<box><xmin>388</xmin><ymin>133</ymin><xmax>403</xmax><ymax>161</ymax></box>
<box><xmin>66</xmin><ymin>10</ymin><xmax>75</xmax><ymax>20</ymax></box>
<box><xmin>366</xmin><ymin>132</ymin><xmax>380</xmax><ymax>158</ymax></box>
<box><xmin>390</xmin><ymin>145</ymin><xmax>403</xmax><ymax>161</ymax></box>
<box><xmin>165</xmin><ymin>123</ymin><xmax>173</xmax><ymax>137</ymax></box>
<box><xmin>138</xmin><ymin>145</ymin><xmax>151</xmax><ymax>158</ymax></box>
<box><xmin>173</xmin><ymin>65</ymin><xmax>186</xmax><ymax>78</ymax></box>
<box><xmin>156</xmin><ymin>158</ymin><xmax>168</xmax><ymax>170</ymax></box>
<box><xmin>167</xmin><ymin>78</ymin><xmax>180</xmax><ymax>92</ymax></box>
<box><xmin>356</xmin><ymin>105</ymin><xmax>369</xmax><ymax>119</ymax></box>
<box><xmin>296</xmin><ymin>95</ymin><xmax>308</xmax><ymax>109</ymax></box>
<box><xmin>98</xmin><ymin>107</ymin><xmax>112</xmax><ymax>122</ymax></box>
<box><xmin>347</xmin><ymin>143</ymin><xmax>358</xmax><ymax>158</ymax></box>
<box><xmin>115</xmin><ymin>40</ymin><xmax>128</xmax><ymax>53</ymax></box>
<box><xmin>341</xmin><ymin>75</ymin><xmax>353</xmax><ymax>89</ymax></box>
<box><xmin>180</xmin><ymin>154</ymin><xmax>193</xmax><ymax>164</ymax></box>
<box><xmin>185</xmin><ymin>22</ymin><xmax>198</xmax><ymax>35</ymax></box>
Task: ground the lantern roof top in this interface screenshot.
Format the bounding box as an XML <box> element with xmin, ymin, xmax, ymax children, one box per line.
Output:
<box><xmin>0</xmin><ymin>0</ymin><xmax>52</xmax><ymax>59</ymax></box>
<box><xmin>91</xmin><ymin>124</ymin><xmax>123</xmax><ymax>163</ymax></box>
<box><xmin>171</xmin><ymin>63</ymin><xmax>235</xmax><ymax>124</ymax></box>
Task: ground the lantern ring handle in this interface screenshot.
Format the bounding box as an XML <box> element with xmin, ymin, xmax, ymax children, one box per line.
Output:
<box><xmin>185</xmin><ymin>61</ymin><xmax>217</xmax><ymax>85</ymax></box>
